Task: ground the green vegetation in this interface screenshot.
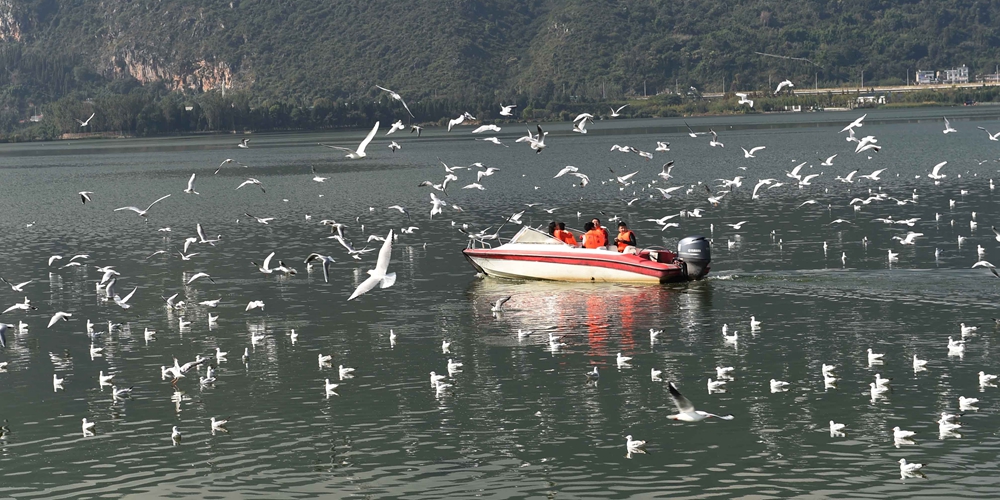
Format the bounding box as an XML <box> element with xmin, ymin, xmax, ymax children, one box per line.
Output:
<box><xmin>0</xmin><ymin>0</ymin><xmax>999</xmax><ymax>140</ymax></box>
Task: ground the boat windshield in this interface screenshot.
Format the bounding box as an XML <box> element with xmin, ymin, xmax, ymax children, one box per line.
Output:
<box><xmin>508</xmin><ymin>226</ymin><xmax>566</xmax><ymax>245</ymax></box>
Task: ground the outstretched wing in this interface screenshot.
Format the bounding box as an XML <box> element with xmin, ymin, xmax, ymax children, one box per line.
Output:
<box><xmin>187</xmin><ymin>173</ymin><xmax>196</xmax><ymax>191</ymax></box>
<box><xmin>374</xmin><ymin>230</ymin><xmax>394</xmax><ymax>274</ymax></box>
<box><xmin>667</xmin><ymin>381</ymin><xmax>696</xmax><ymax>413</ymax></box>
<box><xmin>262</xmin><ymin>251</ymin><xmax>275</xmax><ymax>270</ymax></box>
<box><xmin>356</xmin><ymin>121</ymin><xmax>380</xmax><ymax>155</ymax></box>
<box><xmin>145</xmin><ymin>194</ymin><xmax>172</xmax><ymax>211</ymax></box>
<box><xmin>114</xmin><ymin>206</ymin><xmax>142</xmax><ymax>214</ymax></box>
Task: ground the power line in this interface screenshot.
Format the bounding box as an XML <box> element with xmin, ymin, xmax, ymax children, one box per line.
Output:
<box><xmin>754</xmin><ymin>51</ymin><xmax>821</xmax><ymax>67</ymax></box>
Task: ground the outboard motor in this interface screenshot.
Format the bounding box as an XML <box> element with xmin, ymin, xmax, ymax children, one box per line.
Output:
<box><xmin>677</xmin><ymin>236</ymin><xmax>711</xmax><ymax>280</ymax></box>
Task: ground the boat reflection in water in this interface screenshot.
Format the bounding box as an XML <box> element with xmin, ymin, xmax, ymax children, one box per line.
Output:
<box><xmin>467</xmin><ymin>278</ymin><xmax>713</xmax><ymax>357</ymax></box>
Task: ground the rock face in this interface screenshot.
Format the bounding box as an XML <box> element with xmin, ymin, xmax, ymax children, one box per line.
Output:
<box><xmin>0</xmin><ymin>0</ymin><xmax>22</xmax><ymax>42</ymax></box>
<box><xmin>109</xmin><ymin>50</ymin><xmax>238</xmax><ymax>93</ymax></box>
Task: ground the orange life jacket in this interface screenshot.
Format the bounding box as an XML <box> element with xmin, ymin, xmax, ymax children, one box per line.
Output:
<box><xmin>583</xmin><ymin>229</ymin><xmax>606</xmax><ymax>249</ymax></box>
<box><xmin>616</xmin><ymin>230</ymin><xmax>636</xmax><ymax>252</ymax></box>
<box><xmin>554</xmin><ymin>229</ymin><xmax>577</xmax><ymax>246</ymax></box>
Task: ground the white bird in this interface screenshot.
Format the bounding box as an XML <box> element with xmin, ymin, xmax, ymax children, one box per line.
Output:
<box><xmin>499</xmin><ymin>103</ymin><xmax>517</xmax><ymax>116</ymax></box>
<box><xmin>609</xmin><ymin>104</ymin><xmax>628</xmax><ymax>117</ymax></box>
<box><xmin>374</xmin><ymin>85</ymin><xmax>414</xmax><ymax>117</ymax></box>
<box><xmin>47</xmin><ymin>311</ymin><xmax>72</xmax><ymax>328</ymax></box>
<box><xmin>979</xmin><ymin>371</ymin><xmax>998</xmax><ymax>386</ymax></box>
<box><xmin>210</xmin><ymin>417</ymin><xmax>228</xmax><ymax>432</ymax></box>
<box><xmin>245</xmin><ymin>300</ymin><xmax>265</xmax><ymax>312</ymax></box>
<box><xmin>977</xmin><ymin>126</ymin><xmax>1000</xmax><ymax>141</ymax></box>
<box><xmin>82</xmin><ymin>418</ymin><xmax>96</xmax><ymax>434</ymax></box>
<box><xmin>774</xmin><ymin>79</ymin><xmax>794</xmax><ymax>95</ymax></box>
<box><xmin>898</xmin><ymin>458</ymin><xmax>925</xmax><ymax>478</ymax></box>
<box><xmin>829</xmin><ymin>420</ymin><xmax>846</xmax><ymax>436</ymax></box>
<box><xmin>252</xmin><ymin>251</ymin><xmax>276</xmax><ymax>274</ymax></box>
<box><xmin>858</xmin><ymin>168</ymin><xmax>887</xmax><ymax>181</ymax></box>
<box><xmin>304</xmin><ymin>253</ymin><xmax>336</xmax><ymax>283</ymax></box>
<box><xmin>183</xmin><ymin>173</ymin><xmax>199</xmax><ymax>194</ymax></box>
<box><xmin>216</xmin><ymin>347</ymin><xmax>228</xmax><ymax>362</ymax></box>
<box><xmin>318</xmin><ymin>353</ymin><xmax>333</xmax><ymax>366</ymax></box>
<box><xmin>186</xmin><ymin>272</ymin><xmax>215</xmax><ymax>285</ymax></box>
<box><xmin>875</xmin><ymin>373</ymin><xmax>892</xmax><ymax>388</ymax></box>
<box><xmin>960</xmin><ymin>323</ymin><xmax>977</xmax><ymax>336</ymax></box>
<box><xmin>942</xmin><ymin>116</ymin><xmax>957</xmax><ymax>134</ymax></box>
<box><xmin>339</xmin><ymin>365</ymin><xmax>355</xmax><ymax>380</ymax></box>
<box><xmin>959</xmin><ymin>396</ymin><xmax>980</xmax><ymax>410</ymax></box>
<box><xmin>77</xmin><ymin>112</ymin><xmax>96</xmax><ymax>127</ymax></box>
<box><xmin>348</xmin><ymin>229</ymin><xmax>395</xmax><ymax>300</ymax></box>
<box><xmin>665</xmin><ymin>381</ymin><xmax>735</xmax><ymax>421</ymax></box>
<box><xmin>490</xmin><ymin>296</ymin><xmax>511</xmax><ymax>313</ymax></box>
<box><xmin>236</xmin><ymin>178</ymin><xmax>266</xmax><ymax>193</ymax></box>
<box><xmin>839</xmin><ymin>114</ymin><xmax>867</xmax><ymax>133</ymax></box>
<box><xmin>649</xmin><ymin>328</ymin><xmax>662</xmax><ymax>343</ymax></box>
<box><xmin>735</xmin><ymin>92</ymin><xmax>754</xmax><ymax>107</ymax></box>
<box><xmin>447</xmin><ymin>112</ymin><xmax>476</xmax><ymax>131</ymax></box>
<box><xmin>625</xmin><ymin>435</ymin><xmax>646</xmax><ymax>453</ymax></box>
<box><xmin>742</xmin><ymin>146</ymin><xmax>765</xmax><ymax>158</ymax></box>
<box><xmin>707</xmin><ymin>378</ymin><xmax>727</xmax><ymax>391</ymax></box>
<box><xmin>708</xmin><ymin>129</ymin><xmax>724</xmax><ymax>148</ymax></box>
<box><xmin>430</xmin><ymin>371</ymin><xmax>447</xmax><ymax>386</ymax></box>
<box><xmin>111</xmin><ymin>385</ymin><xmax>133</xmax><ymax>399</ymax></box>
<box><xmin>769</xmin><ymin>379</ymin><xmax>790</xmax><ymax>392</ymax></box>
<box><xmin>650</xmin><ymin>368</ymin><xmax>663</xmax><ymax>381</ymax></box>
<box><xmin>78</xmin><ymin>191</ymin><xmax>93</xmax><ymax>204</ymax></box>
<box><xmin>320</xmin><ymin>121</ymin><xmax>379</xmax><ymax>158</ymax></box>
<box><xmin>471</xmin><ymin>124</ymin><xmax>501</xmax><ymax>134</ymax></box>
<box><xmin>888</xmin><ymin>249</ymin><xmax>899</xmax><ymax>262</ymax></box>
<box><xmin>114</xmin><ymin>194</ymin><xmax>171</xmax><ymax>218</ymax></box>
<box><xmin>386</xmin><ymin>120</ymin><xmax>405</xmax><ymax>135</ymax></box>
<box><xmin>99</xmin><ymin>370</ymin><xmax>114</xmax><ymax>385</ymax></box>
<box><xmin>476</xmin><ymin>136</ymin><xmax>507</xmax><ymax>147</ymax></box>
<box><xmin>893</xmin><ymin>426</ymin><xmax>916</xmax><ymax>441</ymax></box>
<box><xmin>447</xmin><ymin>359</ymin><xmax>463</xmax><ymax>375</ymax></box>
<box><xmin>892</xmin><ymin>231</ymin><xmax>923</xmax><ymax>245</ymax></box>
<box><xmin>387</xmin><ymin>141</ymin><xmax>401</xmax><ymax>152</ymax></box>
<box><xmin>927</xmin><ymin>161</ymin><xmax>948</xmax><ymax>180</ymax></box>
<box><xmin>716</xmin><ymin>366</ymin><xmax>735</xmax><ymax>379</ymax></box>
<box><xmin>870</xmin><ymin>382</ymin><xmax>889</xmax><ymax>400</ymax></box>
<box><xmin>237</xmin><ymin>138</ymin><xmax>250</xmax><ymax>148</ymax></box>
<box><xmin>913</xmin><ymin>354</ymin><xmax>928</xmax><ymax>371</ymax></box>
<box><xmin>616</xmin><ymin>352</ymin><xmax>632</xmax><ymax>367</ymax></box>
<box><xmin>867</xmin><ymin>348</ymin><xmax>884</xmax><ymax>365</ymax></box>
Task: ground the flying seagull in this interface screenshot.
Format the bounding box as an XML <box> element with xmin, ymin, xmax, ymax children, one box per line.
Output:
<box><xmin>114</xmin><ymin>194</ymin><xmax>171</xmax><ymax>218</ymax></box>
<box><xmin>320</xmin><ymin>121</ymin><xmax>380</xmax><ymax>159</ymax></box>
<box><xmin>348</xmin><ymin>229</ymin><xmax>395</xmax><ymax>300</ymax></box>
<box><xmin>666</xmin><ymin>381</ymin><xmax>735</xmax><ymax>421</ymax></box>
<box><xmin>79</xmin><ymin>191</ymin><xmax>93</xmax><ymax>204</ymax></box>
<box><xmin>304</xmin><ymin>253</ymin><xmax>336</xmax><ymax>283</ymax></box>
<box><xmin>375</xmin><ymin>85</ymin><xmax>414</xmax><ymax>117</ymax></box>
<box><xmin>77</xmin><ymin>112</ymin><xmax>96</xmax><ymax>127</ymax></box>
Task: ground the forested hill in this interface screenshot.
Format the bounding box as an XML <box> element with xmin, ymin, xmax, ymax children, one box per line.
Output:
<box><xmin>0</xmin><ymin>0</ymin><xmax>998</xmax><ymax>137</ymax></box>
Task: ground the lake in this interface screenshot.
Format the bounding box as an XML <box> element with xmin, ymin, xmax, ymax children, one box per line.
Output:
<box><xmin>1</xmin><ymin>105</ymin><xmax>1000</xmax><ymax>498</ymax></box>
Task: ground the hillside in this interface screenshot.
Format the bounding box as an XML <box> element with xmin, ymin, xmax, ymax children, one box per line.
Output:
<box><xmin>0</xmin><ymin>0</ymin><xmax>998</xmax><ymax>137</ymax></box>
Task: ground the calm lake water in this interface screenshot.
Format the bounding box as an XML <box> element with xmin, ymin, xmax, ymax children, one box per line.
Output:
<box><xmin>2</xmin><ymin>106</ymin><xmax>1000</xmax><ymax>498</ymax></box>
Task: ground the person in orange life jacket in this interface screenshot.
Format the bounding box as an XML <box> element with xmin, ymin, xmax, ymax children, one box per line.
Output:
<box><xmin>582</xmin><ymin>221</ymin><xmax>608</xmax><ymax>249</ymax></box>
<box><xmin>614</xmin><ymin>221</ymin><xmax>637</xmax><ymax>254</ymax></box>
<box><xmin>554</xmin><ymin>221</ymin><xmax>578</xmax><ymax>246</ymax></box>
<box><xmin>591</xmin><ymin>218</ymin><xmax>612</xmax><ymax>248</ymax></box>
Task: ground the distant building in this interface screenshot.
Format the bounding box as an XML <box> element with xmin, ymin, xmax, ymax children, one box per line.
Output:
<box><xmin>915</xmin><ymin>70</ymin><xmax>936</xmax><ymax>85</ymax></box>
<box><xmin>29</xmin><ymin>113</ymin><xmax>43</xmax><ymax>122</ymax></box>
<box><xmin>942</xmin><ymin>65</ymin><xmax>969</xmax><ymax>84</ymax></box>
<box><xmin>856</xmin><ymin>94</ymin><xmax>886</xmax><ymax>105</ymax></box>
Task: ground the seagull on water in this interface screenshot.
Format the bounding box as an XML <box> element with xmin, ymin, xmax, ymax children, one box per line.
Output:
<box><xmin>82</xmin><ymin>418</ymin><xmax>96</xmax><ymax>435</ymax></box>
<box><xmin>616</xmin><ymin>353</ymin><xmax>632</xmax><ymax>367</ymax></box>
<box><xmin>913</xmin><ymin>354</ymin><xmax>928</xmax><ymax>371</ymax></box>
<box><xmin>490</xmin><ymin>296</ymin><xmax>511</xmax><ymax>313</ymax></box>
<box><xmin>867</xmin><ymin>348</ymin><xmax>884</xmax><ymax>365</ymax></box>
<box><xmin>959</xmin><ymin>396</ymin><xmax>979</xmax><ymax>411</ymax></box>
<box><xmin>625</xmin><ymin>435</ymin><xmax>646</xmax><ymax>454</ymax></box>
<box><xmin>829</xmin><ymin>421</ymin><xmax>846</xmax><ymax>437</ymax></box>
<box><xmin>898</xmin><ymin>458</ymin><xmax>925</xmax><ymax>478</ymax></box>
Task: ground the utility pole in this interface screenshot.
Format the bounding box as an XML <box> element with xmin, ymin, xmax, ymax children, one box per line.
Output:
<box><xmin>861</xmin><ymin>70</ymin><xmax>864</xmax><ymax>89</ymax></box>
<box><xmin>644</xmin><ymin>80</ymin><xmax>647</xmax><ymax>97</ymax></box>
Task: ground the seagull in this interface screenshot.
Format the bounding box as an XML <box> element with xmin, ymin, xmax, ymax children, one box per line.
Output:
<box><xmin>186</xmin><ymin>272</ymin><xmax>215</xmax><ymax>285</ymax></box>
<box><xmin>318</xmin><ymin>353</ymin><xmax>332</xmax><ymax>366</ymax></box>
<box><xmin>655</xmin><ymin>141</ymin><xmax>670</xmax><ymax>151</ymax></box>
<box><xmin>490</xmin><ymin>296</ymin><xmax>511</xmax><ymax>313</ymax></box>
<box><xmin>554</xmin><ymin>165</ymin><xmax>579</xmax><ymax>178</ymax></box>
<box><xmin>386</xmin><ymin>120</ymin><xmax>405</xmax><ymax>135</ymax></box>
<box><xmin>942</xmin><ymin>116</ymin><xmax>957</xmax><ymax>134</ymax></box>
<box><xmin>304</xmin><ymin>253</ymin><xmax>336</xmax><ymax>283</ymax></box>
<box><xmin>716</xmin><ymin>366</ymin><xmax>735</xmax><ymax>379</ymax></box>
<box><xmin>616</xmin><ymin>352</ymin><xmax>632</xmax><ymax>367</ymax></box>
<box><xmin>650</xmin><ymin>328</ymin><xmax>662</xmax><ymax>343</ymax></box>
<box><xmin>237</xmin><ymin>138</ymin><xmax>250</xmax><ymax>148</ymax></box>
<box><xmin>114</xmin><ymin>194</ymin><xmax>171</xmax><ymax>218</ymax></box>
<box><xmin>245</xmin><ymin>300</ymin><xmax>265</xmax><ymax>312</ymax></box>
<box><xmin>1</xmin><ymin>296</ymin><xmax>36</xmax><ymax>315</ymax></box>
<box><xmin>79</xmin><ymin>191</ymin><xmax>93</xmax><ymax>204</ymax></box>
<box><xmin>979</xmin><ymin>371</ymin><xmax>998</xmax><ymax>386</ymax></box>
<box><xmin>374</xmin><ymin>85</ymin><xmax>414</xmax><ymax>117</ymax></box>
<box><xmin>707</xmin><ymin>378</ymin><xmax>727</xmax><ymax>392</ymax></box>
<box><xmin>471</xmin><ymin>124</ymin><xmax>501</xmax><ymax>134</ymax></box>
<box><xmin>708</xmin><ymin>129</ymin><xmax>724</xmax><ymax>148</ymax></box>
<box><xmin>774</xmin><ymin>79</ymin><xmax>794</xmax><ymax>95</ymax></box>
<box><xmin>666</xmin><ymin>381</ymin><xmax>735</xmax><ymax>421</ymax></box>
<box><xmin>913</xmin><ymin>354</ymin><xmax>928</xmax><ymax>371</ymax></box>
<box><xmin>840</xmin><ymin>114</ymin><xmax>867</xmax><ymax>133</ymax></box>
<box><xmin>867</xmin><ymin>348</ymin><xmax>884</xmax><ymax>365</ymax></box>
<box><xmin>892</xmin><ymin>232</ymin><xmax>924</xmax><ymax>245</ymax></box>
<box><xmin>410</xmin><ymin>124</ymin><xmax>422</xmax><ymax>136</ymax></box>
<box><xmin>821</xmin><ymin>154</ymin><xmax>837</xmax><ymax>167</ymax></box>
<box><xmin>171</xmin><ymin>426</ymin><xmax>182</xmax><ymax>443</ymax></box>
<box><xmin>683</xmin><ymin>121</ymin><xmax>703</xmax><ymax>138</ymax></box>
<box><xmin>769</xmin><ymin>379</ymin><xmax>790</xmax><ymax>392</ymax></box>
<box><xmin>875</xmin><ymin>373</ymin><xmax>892</xmax><ymax>388</ymax></box>
<box><xmin>625</xmin><ymin>435</ymin><xmax>646</xmax><ymax>454</ymax></box>
<box><xmin>447</xmin><ymin>359</ymin><xmax>463</xmax><ymax>375</ymax></box>
<box><xmin>870</xmin><ymin>382</ymin><xmax>889</xmax><ymax>400</ymax></box>
<box><xmin>898</xmin><ymin>458</ymin><xmax>925</xmax><ymax>478</ymax></box>
<box><xmin>347</xmin><ymin>229</ymin><xmax>395</xmax><ymax>300</ymax></box>
<box><xmin>339</xmin><ymin>365</ymin><xmax>355</xmax><ymax>380</ymax></box>
<box><xmin>858</xmin><ymin>168</ymin><xmax>887</xmax><ymax>181</ymax></box>
<box><xmin>893</xmin><ymin>426</ymin><xmax>916</xmax><ymax>441</ymax></box>
<box><xmin>572</xmin><ymin>117</ymin><xmax>591</xmax><ymax>134</ymax></box>
<box><xmin>741</xmin><ymin>146</ymin><xmax>765</xmax><ymax>158</ymax></box>
<box><xmin>977</xmin><ymin>126</ymin><xmax>1000</xmax><ymax>141</ymax></box>
<box><xmin>960</xmin><ymin>323</ymin><xmax>978</xmax><ymax>336</ymax></box>
<box><xmin>77</xmin><ymin>112</ymin><xmax>96</xmax><ymax>127</ymax></box>
<box><xmin>447</xmin><ymin>112</ymin><xmax>476</xmax><ymax>131</ymax></box>
<box><xmin>181</xmin><ymin>173</ymin><xmax>199</xmax><ymax>195</ymax></box>
<box><xmin>609</xmin><ymin>104</ymin><xmax>628</xmax><ymax>117</ymax></box>
<box><xmin>82</xmin><ymin>418</ymin><xmax>96</xmax><ymax>435</ymax></box>
<box><xmin>320</xmin><ymin>121</ymin><xmax>379</xmax><ymax>158</ymax></box>
<box><xmin>829</xmin><ymin>420</ymin><xmax>846</xmax><ymax>436</ymax></box>
<box><xmin>47</xmin><ymin>311</ymin><xmax>72</xmax><ymax>328</ymax></box>
<box><xmin>735</xmin><ymin>92</ymin><xmax>754</xmax><ymax>107</ymax></box>
<box><xmin>948</xmin><ymin>336</ymin><xmax>965</xmax><ymax>355</ymax></box>
<box><xmin>251</xmin><ymin>251</ymin><xmax>276</xmax><ymax>274</ymax></box>
<box><xmin>927</xmin><ymin>161</ymin><xmax>948</xmax><ymax>180</ymax></box>
<box><xmin>959</xmin><ymin>396</ymin><xmax>979</xmax><ymax>410</ymax></box>
<box><xmin>210</xmin><ymin>417</ymin><xmax>229</xmax><ymax>432</ymax></box>
<box><xmin>236</xmin><ymin>178</ymin><xmax>266</xmax><ymax>193</ymax></box>
<box><xmin>53</xmin><ymin>373</ymin><xmax>64</xmax><ymax>390</ymax></box>
<box><xmin>499</xmin><ymin>104</ymin><xmax>517</xmax><ymax>116</ymax></box>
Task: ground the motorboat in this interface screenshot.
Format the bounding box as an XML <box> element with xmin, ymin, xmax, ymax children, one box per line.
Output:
<box><xmin>463</xmin><ymin>226</ymin><xmax>710</xmax><ymax>283</ymax></box>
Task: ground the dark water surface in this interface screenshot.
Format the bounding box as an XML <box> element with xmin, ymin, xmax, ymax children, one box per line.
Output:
<box><xmin>2</xmin><ymin>107</ymin><xmax>1000</xmax><ymax>498</ymax></box>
